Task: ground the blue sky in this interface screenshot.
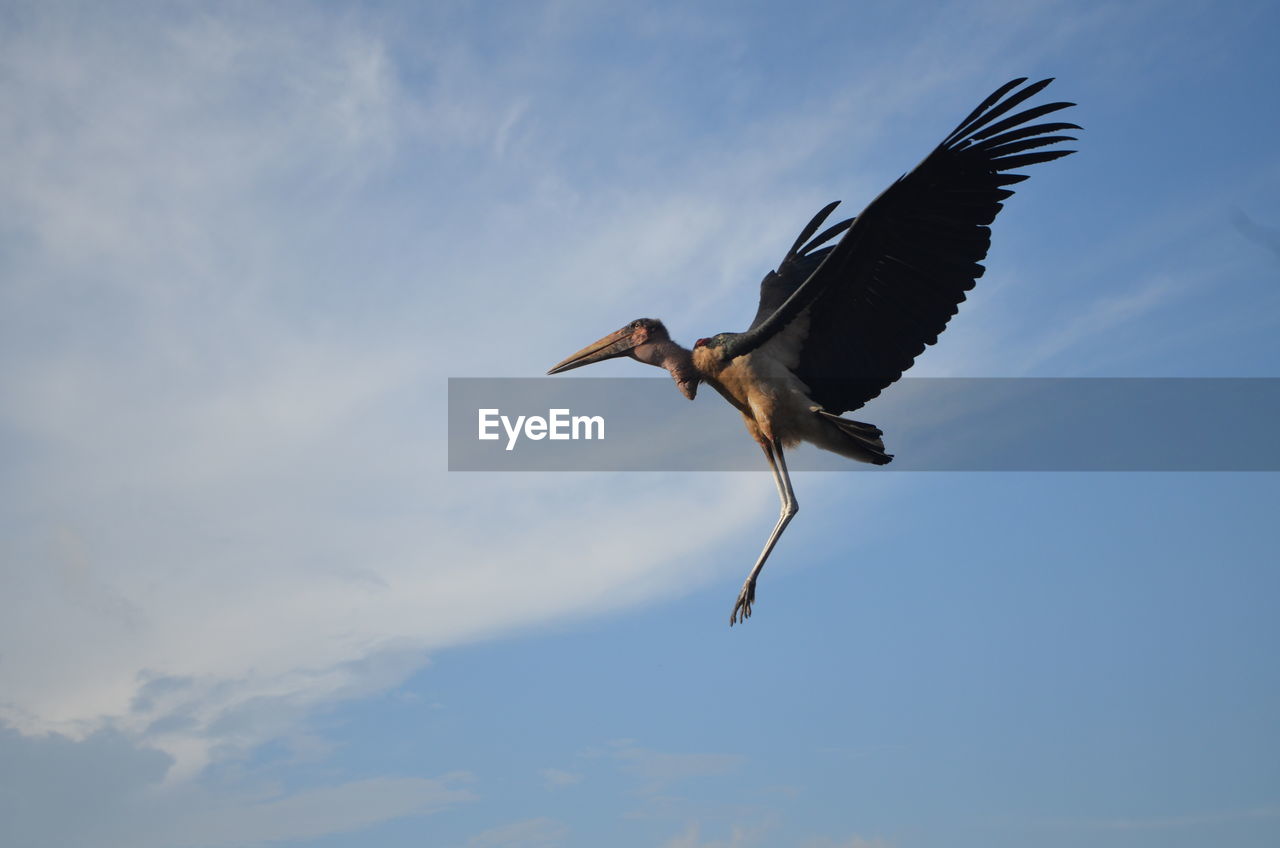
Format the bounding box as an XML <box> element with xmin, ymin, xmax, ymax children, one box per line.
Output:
<box><xmin>1</xmin><ymin>1</ymin><xmax>1278</xmax><ymax>846</ymax></box>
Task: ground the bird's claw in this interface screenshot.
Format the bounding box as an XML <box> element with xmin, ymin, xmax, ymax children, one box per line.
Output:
<box><xmin>729</xmin><ymin>580</ymin><xmax>756</xmax><ymax>626</ymax></box>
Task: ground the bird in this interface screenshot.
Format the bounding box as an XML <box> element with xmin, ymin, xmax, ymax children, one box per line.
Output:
<box><xmin>547</xmin><ymin>78</ymin><xmax>1078</xmax><ymax>625</ymax></box>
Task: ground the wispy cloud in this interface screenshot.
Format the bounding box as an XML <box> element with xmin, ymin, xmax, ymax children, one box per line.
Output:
<box><xmin>661</xmin><ymin>821</ymin><xmax>768</xmax><ymax>848</ymax></box>
<box><xmin>539</xmin><ymin>767</ymin><xmax>583</xmax><ymax>788</ymax></box>
<box><xmin>1018</xmin><ymin>273</ymin><xmax>1191</xmax><ymax>370</ymax></box>
<box><xmin>0</xmin><ymin>724</ymin><xmax>475</xmax><ymax>848</ymax></box>
<box><xmin>799</xmin><ymin>838</ymin><xmax>891</xmax><ymax>848</ymax></box>
<box><xmin>1051</xmin><ymin>804</ymin><xmax>1280</xmax><ymax>831</ymax></box>
<box><xmin>160</xmin><ymin>774</ymin><xmax>477</xmax><ymax>848</ymax></box>
<box><xmin>588</xmin><ymin>739</ymin><xmax>747</xmax><ymax>795</ymax></box>
<box><xmin>0</xmin><ymin>3</ymin><xmax>772</xmax><ymax>780</ymax></box>
<box><xmin>1231</xmin><ymin>208</ymin><xmax>1280</xmax><ymax>266</ymax></box>
<box><xmin>464</xmin><ymin>817</ymin><xmax>569</xmax><ymax>848</ymax></box>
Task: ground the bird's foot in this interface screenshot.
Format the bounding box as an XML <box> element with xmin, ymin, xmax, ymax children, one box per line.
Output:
<box><xmin>729</xmin><ymin>579</ymin><xmax>757</xmax><ymax>626</ymax></box>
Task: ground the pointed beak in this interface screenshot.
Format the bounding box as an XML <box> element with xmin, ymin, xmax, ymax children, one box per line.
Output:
<box><xmin>547</xmin><ymin>326</ymin><xmax>637</xmax><ymax>375</ymax></box>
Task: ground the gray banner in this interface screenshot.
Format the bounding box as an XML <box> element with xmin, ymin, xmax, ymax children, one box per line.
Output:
<box><xmin>448</xmin><ymin>378</ymin><xmax>1280</xmax><ymax>471</ymax></box>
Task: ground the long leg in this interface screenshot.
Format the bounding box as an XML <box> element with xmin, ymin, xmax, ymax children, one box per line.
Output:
<box><xmin>730</xmin><ymin>438</ymin><xmax>798</xmax><ymax>625</ymax></box>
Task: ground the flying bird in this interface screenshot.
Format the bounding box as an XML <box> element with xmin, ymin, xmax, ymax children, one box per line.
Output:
<box><xmin>548</xmin><ymin>78</ymin><xmax>1078</xmax><ymax>625</ymax></box>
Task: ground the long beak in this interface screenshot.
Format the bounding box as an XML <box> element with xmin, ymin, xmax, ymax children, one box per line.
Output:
<box><xmin>547</xmin><ymin>326</ymin><xmax>637</xmax><ymax>374</ymax></box>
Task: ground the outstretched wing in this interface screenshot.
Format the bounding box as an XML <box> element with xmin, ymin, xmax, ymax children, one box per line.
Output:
<box><xmin>728</xmin><ymin>78</ymin><xmax>1078</xmax><ymax>413</ymax></box>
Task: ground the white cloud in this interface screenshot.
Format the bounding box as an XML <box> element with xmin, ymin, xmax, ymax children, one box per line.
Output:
<box><xmin>0</xmin><ymin>725</ymin><xmax>474</xmax><ymax>848</ymax></box>
<box><xmin>661</xmin><ymin>821</ymin><xmax>768</xmax><ymax>848</ymax></box>
<box><xmin>0</xmin><ymin>2</ymin><xmax>780</xmax><ymax>782</ymax></box>
<box><xmin>465</xmin><ymin>817</ymin><xmax>569</xmax><ymax>848</ymax></box>
<box><xmin>1051</xmin><ymin>804</ymin><xmax>1280</xmax><ymax>831</ymax></box>
<box><xmin>570</xmin><ymin>739</ymin><xmax>753</xmax><ymax>816</ymax></box>
<box><xmin>609</xmin><ymin>741</ymin><xmax>747</xmax><ymax>792</ymax></box>
<box><xmin>799</xmin><ymin>836</ymin><xmax>892</xmax><ymax>848</ymax></box>
<box><xmin>539</xmin><ymin>767</ymin><xmax>583</xmax><ymax>788</ymax></box>
<box><xmin>1018</xmin><ymin>273</ymin><xmax>1189</xmax><ymax>369</ymax></box>
<box><xmin>162</xmin><ymin>775</ymin><xmax>476</xmax><ymax>848</ymax></box>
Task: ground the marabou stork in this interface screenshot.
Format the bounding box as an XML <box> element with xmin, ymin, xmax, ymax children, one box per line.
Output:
<box><xmin>548</xmin><ymin>78</ymin><xmax>1078</xmax><ymax>625</ymax></box>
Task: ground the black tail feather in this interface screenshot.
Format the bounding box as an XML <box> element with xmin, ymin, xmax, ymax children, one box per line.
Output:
<box><xmin>812</xmin><ymin>409</ymin><xmax>894</xmax><ymax>465</ymax></box>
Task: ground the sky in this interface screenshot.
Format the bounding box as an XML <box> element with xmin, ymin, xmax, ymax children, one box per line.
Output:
<box><xmin>1</xmin><ymin>1</ymin><xmax>1278</xmax><ymax>846</ymax></box>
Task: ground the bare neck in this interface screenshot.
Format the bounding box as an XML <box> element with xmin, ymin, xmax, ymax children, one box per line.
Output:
<box><xmin>638</xmin><ymin>338</ymin><xmax>699</xmax><ymax>399</ymax></box>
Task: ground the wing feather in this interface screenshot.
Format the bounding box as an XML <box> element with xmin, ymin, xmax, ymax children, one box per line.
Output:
<box><xmin>727</xmin><ymin>78</ymin><xmax>1077</xmax><ymax>413</ymax></box>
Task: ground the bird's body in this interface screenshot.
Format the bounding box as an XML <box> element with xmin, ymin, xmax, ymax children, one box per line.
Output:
<box><xmin>694</xmin><ymin>338</ymin><xmax>890</xmax><ymax>463</ymax></box>
<box><xmin>548</xmin><ymin>78</ymin><xmax>1078</xmax><ymax>624</ymax></box>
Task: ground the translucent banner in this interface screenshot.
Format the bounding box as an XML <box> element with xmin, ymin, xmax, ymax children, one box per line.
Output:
<box><xmin>447</xmin><ymin>378</ymin><xmax>1280</xmax><ymax>471</ymax></box>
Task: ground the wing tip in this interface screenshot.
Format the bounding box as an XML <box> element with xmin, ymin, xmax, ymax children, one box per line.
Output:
<box><xmin>945</xmin><ymin>78</ymin><xmax>1076</xmax><ymax>149</ymax></box>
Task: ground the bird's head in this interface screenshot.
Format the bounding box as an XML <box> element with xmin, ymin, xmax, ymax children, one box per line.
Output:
<box><xmin>547</xmin><ymin>318</ymin><xmax>670</xmax><ymax>374</ymax></box>
<box><xmin>547</xmin><ymin>318</ymin><xmax>699</xmax><ymax>399</ymax></box>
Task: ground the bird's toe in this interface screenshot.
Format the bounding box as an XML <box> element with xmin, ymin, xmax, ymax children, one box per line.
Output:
<box><xmin>729</xmin><ymin>583</ymin><xmax>756</xmax><ymax>626</ymax></box>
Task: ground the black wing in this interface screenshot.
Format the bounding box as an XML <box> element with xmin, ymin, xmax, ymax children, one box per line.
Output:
<box><xmin>747</xmin><ymin>201</ymin><xmax>854</xmax><ymax>331</ymax></box>
<box><xmin>727</xmin><ymin>78</ymin><xmax>1078</xmax><ymax>413</ymax></box>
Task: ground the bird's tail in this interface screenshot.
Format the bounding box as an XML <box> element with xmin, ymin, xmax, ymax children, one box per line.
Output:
<box><xmin>811</xmin><ymin>408</ymin><xmax>893</xmax><ymax>465</ymax></box>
